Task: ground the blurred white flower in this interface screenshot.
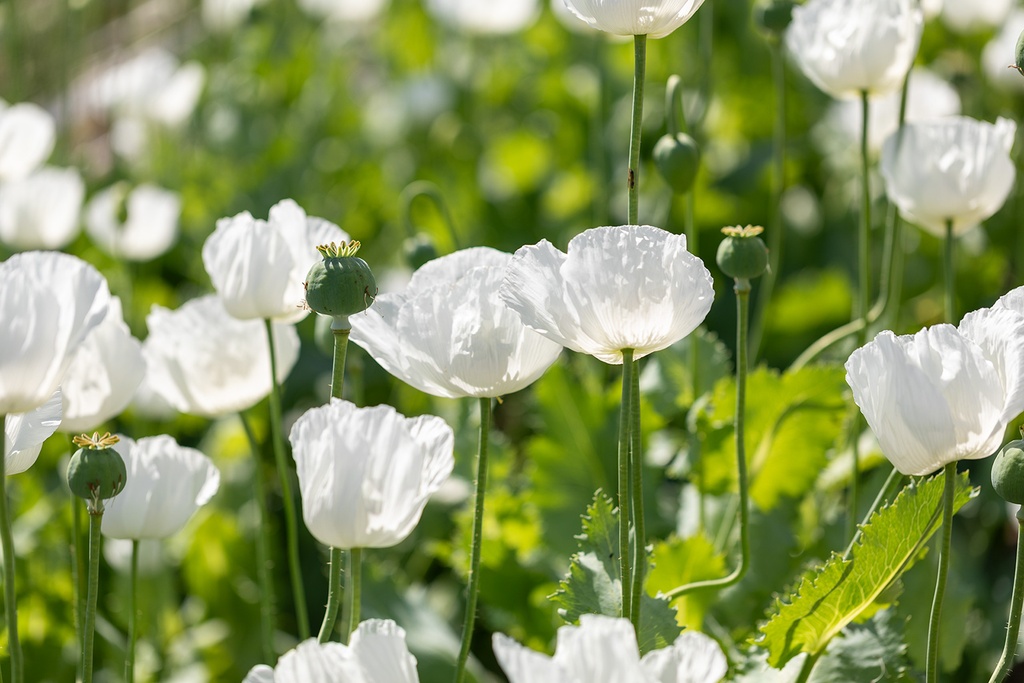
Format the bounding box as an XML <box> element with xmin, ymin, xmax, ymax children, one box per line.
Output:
<box><xmin>846</xmin><ymin>297</ymin><xmax>1024</xmax><ymax>476</ymax></box>
<box><xmin>101</xmin><ymin>435</ymin><xmax>220</xmax><ymax>540</ymax></box>
<box><xmin>921</xmin><ymin>0</ymin><xmax>942</xmax><ymax>19</ymax></box>
<box><xmin>79</xmin><ymin>48</ymin><xmax>204</xmax><ymax>124</ymax></box>
<box><xmin>202</xmin><ymin>199</ymin><xmax>348</xmax><ymax>322</ymax></box>
<box><xmin>0</xmin><ymin>251</ymin><xmax>110</xmax><ymax>414</ymax></box>
<box><xmin>297</xmin><ymin>0</ymin><xmax>389</xmax><ymax>22</ymax></box>
<box><xmin>243</xmin><ymin>620</ymin><xmax>419</xmax><ymax>682</ymax></box>
<box><xmin>142</xmin><ymin>295</ymin><xmax>300</xmax><ymax>418</ymax></box>
<box><xmin>551</xmin><ymin>0</ymin><xmax>597</xmax><ymax>32</ymax></box>
<box><xmin>786</xmin><ymin>0</ymin><xmax>923</xmax><ymax>99</ymax></box>
<box><xmin>202</xmin><ymin>0</ymin><xmax>267</xmax><ymax>32</ymax></box>
<box><xmin>561</xmin><ymin>0</ymin><xmax>706</xmax><ymax>38</ymax></box>
<box><xmin>426</xmin><ymin>0</ymin><xmax>541</xmax><ymax>34</ymax></box>
<box><xmin>0</xmin><ymin>166</ymin><xmax>84</xmax><ymax>250</ymax></box>
<box><xmin>879</xmin><ymin>116</ymin><xmax>1016</xmax><ymax>237</ymax></box>
<box><xmin>4</xmin><ymin>390</ymin><xmax>61</xmax><ymax>476</ymax></box>
<box><xmin>289</xmin><ymin>399</ymin><xmax>454</xmax><ymax>550</ymax></box>
<box><xmin>85</xmin><ymin>183</ymin><xmax>181</xmax><ymax>261</ymax></box>
<box><xmin>983</xmin><ymin>11</ymin><xmax>1024</xmax><ymax>91</ymax></box>
<box><xmin>59</xmin><ymin>297</ymin><xmax>145</xmax><ymax>434</ymax></box>
<box><xmin>494</xmin><ymin>614</ymin><xmax>726</xmax><ymax>683</ymax></box>
<box><xmin>941</xmin><ymin>0</ymin><xmax>1012</xmax><ymax>32</ymax></box>
<box><xmin>0</xmin><ymin>101</ymin><xmax>56</xmax><ymax>182</ymax></box>
<box><xmin>351</xmin><ymin>247</ymin><xmax>562</xmax><ymax>398</ymax></box>
<box><xmin>500</xmin><ymin>225</ymin><xmax>713</xmax><ymax>365</ymax></box>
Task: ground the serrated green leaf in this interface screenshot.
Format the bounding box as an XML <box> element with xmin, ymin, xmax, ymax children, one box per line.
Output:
<box><xmin>758</xmin><ymin>471</ymin><xmax>977</xmax><ymax>668</ymax></box>
<box><xmin>549</xmin><ymin>491</ymin><xmax>682</xmax><ymax>654</ymax></box>
<box><xmin>646</xmin><ymin>534</ymin><xmax>727</xmax><ymax>630</ymax></box>
<box><xmin>809</xmin><ymin>609</ymin><xmax>914</xmax><ymax>682</ymax></box>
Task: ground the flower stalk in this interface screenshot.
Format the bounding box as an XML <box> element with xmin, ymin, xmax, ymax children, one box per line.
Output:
<box><xmin>618</xmin><ymin>350</ymin><xmax>635</xmax><ymax>618</ymax></box>
<box><xmin>126</xmin><ymin>540</ymin><xmax>139</xmax><ymax>683</ymax></box>
<box><xmin>944</xmin><ymin>218</ymin><xmax>955</xmax><ymax>323</ymax></box>
<box><xmin>988</xmin><ymin>507</ymin><xmax>1024</xmax><ymax>683</ymax></box>
<box><xmin>83</xmin><ymin>510</ymin><xmax>102</xmax><ymax>683</ymax></box>
<box><xmin>627</xmin><ymin>35</ymin><xmax>647</xmax><ymax>225</ymax></box>
<box><xmin>926</xmin><ymin>462</ymin><xmax>957</xmax><ymax>683</ymax></box>
<box><xmin>340</xmin><ymin>547</ymin><xmax>362</xmax><ymax>645</ymax></box>
<box><xmin>0</xmin><ymin>414</ymin><xmax>23</xmax><ymax>683</ymax></box>
<box><xmin>629</xmin><ymin>356</ymin><xmax>645</xmax><ymax>632</ymax></box>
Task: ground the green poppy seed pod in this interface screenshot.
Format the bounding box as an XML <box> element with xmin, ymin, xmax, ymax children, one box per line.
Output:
<box><xmin>653</xmin><ymin>133</ymin><xmax>701</xmax><ymax>195</ymax></box>
<box><xmin>716</xmin><ymin>225</ymin><xmax>770</xmax><ymax>281</ymax></box>
<box><xmin>67</xmin><ymin>433</ymin><xmax>127</xmax><ymax>512</ymax></box>
<box><xmin>992</xmin><ymin>439</ymin><xmax>1024</xmax><ymax>505</ymax></box>
<box><xmin>403</xmin><ymin>234</ymin><xmax>438</xmax><ymax>271</ymax></box>
<box><xmin>304</xmin><ymin>241</ymin><xmax>377</xmax><ymax>318</ymax></box>
<box><xmin>753</xmin><ymin>0</ymin><xmax>795</xmax><ymax>40</ymax></box>
<box><xmin>1012</xmin><ymin>29</ymin><xmax>1024</xmax><ymax>77</ymax></box>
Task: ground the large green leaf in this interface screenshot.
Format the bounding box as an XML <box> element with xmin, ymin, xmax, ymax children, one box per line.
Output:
<box><xmin>809</xmin><ymin>609</ymin><xmax>914</xmax><ymax>682</ymax></box>
<box><xmin>758</xmin><ymin>471</ymin><xmax>977</xmax><ymax>668</ymax></box>
<box><xmin>549</xmin><ymin>492</ymin><xmax>681</xmax><ymax>654</ymax></box>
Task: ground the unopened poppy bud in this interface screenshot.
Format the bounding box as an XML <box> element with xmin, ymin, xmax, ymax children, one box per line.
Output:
<box><xmin>717</xmin><ymin>226</ymin><xmax>770</xmax><ymax>281</ymax></box>
<box><xmin>754</xmin><ymin>0</ymin><xmax>795</xmax><ymax>39</ymax></box>
<box><xmin>992</xmin><ymin>439</ymin><xmax>1024</xmax><ymax>505</ymax></box>
<box><xmin>403</xmin><ymin>234</ymin><xmax>438</xmax><ymax>270</ymax></box>
<box><xmin>1010</xmin><ymin>29</ymin><xmax>1024</xmax><ymax>76</ymax></box>
<box><xmin>67</xmin><ymin>432</ymin><xmax>127</xmax><ymax>513</ymax></box>
<box><xmin>304</xmin><ymin>241</ymin><xmax>377</xmax><ymax>318</ymax></box>
<box><xmin>653</xmin><ymin>133</ymin><xmax>701</xmax><ymax>195</ymax></box>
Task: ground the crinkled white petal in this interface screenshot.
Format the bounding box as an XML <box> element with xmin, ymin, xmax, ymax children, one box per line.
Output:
<box><xmin>500</xmin><ymin>225</ymin><xmax>713</xmax><ymax>364</ymax></box>
<box><xmin>880</xmin><ymin>116</ymin><xmax>1016</xmax><ymax>237</ymax></box>
<box><xmin>563</xmin><ymin>0</ymin><xmax>706</xmax><ymax>38</ymax></box>
<box><xmin>0</xmin><ymin>166</ymin><xmax>84</xmax><ymax>250</ymax></box>
<box><xmin>4</xmin><ymin>389</ymin><xmax>61</xmax><ymax>476</ymax></box>
<box><xmin>0</xmin><ymin>102</ymin><xmax>56</xmax><ymax>181</ymax></box>
<box><xmin>85</xmin><ymin>184</ymin><xmax>181</xmax><ymax>261</ymax></box>
<box><xmin>289</xmin><ymin>399</ymin><xmax>454</xmax><ymax>549</ymax></box>
<box><xmin>349</xmin><ymin>619</ymin><xmax>419</xmax><ymax>682</ymax></box>
<box><xmin>555</xmin><ymin>615</ymin><xmax>652</xmax><ymax>682</ymax></box>
<box><xmin>958</xmin><ymin>302</ymin><xmax>1024</xmax><ymax>428</ymax></box>
<box><xmin>493</xmin><ymin>633</ymin><xmax>574</xmax><ymax>683</ymax></box>
<box><xmin>243</xmin><ymin>639</ymin><xmax>362</xmax><ymax>683</ymax></box>
<box><xmin>640</xmin><ymin>631</ymin><xmax>728</xmax><ymax>683</ymax></box>
<box><xmin>426</xmin><ymin>0</ymin><xmax>540</xmax><ymax>34</ymax></box>
<box><xmin>142</xmin><ymin>295</ymin><xmax>299</xmax><ymax>418</ymax></box>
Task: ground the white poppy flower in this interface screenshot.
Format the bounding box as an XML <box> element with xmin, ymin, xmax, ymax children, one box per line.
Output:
<box><xmin>101</xmin><ymin>435</ymin><xmax>220</xmax><ymax>540</ymax></box>
<box><xmin>941</xmin><ymin>0</ymin><xmax>1012</xmax><ymax>32</ymax></box>
<box><xmin>350</xmin><ymin>247</ymin><xmax>562</xmax><ymax>399</ymax></box>
<box><xmin>288</xmin><ymin>399</ymin><xmax>454</xmax><ymax>550</ymax></box>
<box><xmin>85</xmin><ymin>183</ymin><xmax>182</xmax><ymax>261</ymax></box>
<box><xmin>59</xmin><ymin>297</ymin><xmax>145</xmax><ymax>434</ymax></box>
<box><xmin>147</xmin><ymin>61</ymin><xmax>205</xmax><ymax>127</ymax></box>
<box><xmin>297</xmin><ymin>0</ymin><xmax>389</xmax><ymax>22</ymax></box>
<box><xmin>202</xmin><ymin>199</ymin><xmax>348</xmax><ymax>322</ymax></box>
<box><xmin>785</xmin><ymin>0</ymin><xmax>923</xmax><ymax>99</ymax></box>
<box><xmin>499</xmin><ymin>225</ymin><xmax>713</xmax><ymax>365</ymax></box>
<box><xmin>493</xmin><ymin>614</ymin><xmax>727</xmax><ymax>683</ymax></box>
<box><xmin>243</xmin><ymin>620</ymin><xmax>419</xmax><ymax>682</ymax></box>
<box><xmin>426</xmin><ymin>0</ymin><xmax>540</xmax><ymax>34</ymax></box>
<box><xmin>4</xmin><ymin>390</ymin><xmax>61</xmax><ymax>476</ymax></box>
<box><xmin>142</xmin><ymin>295</ymin><xmax>300</xmax><ymax>418</ymax></box>
<box><xmin>0</xmin><ymin>252</ymin><xmax>110</xmax><ymax>414</ymax></box>
<box><xmin>879</xmin><ymin>116</ymin><xmax>1016</xmax><ymax>237</ymax></box>
<box><xmin>0</xmin><ymin>166</ymin><xmax>85</xmax><ymax>250</ymax></box>
<box><xmin>845</xmin><ymin>301</ymin><xmax>1024</xmax><ymax>476</ymax></box>
<box><xmin>0</xmin><ymin>101</ymin><xmax>56</xmax><ymax>182</ymax></box>
<box><xmin>561</xmin><ymin>0</ymin><xmax>705</xmax><ymax>38</ymax></box>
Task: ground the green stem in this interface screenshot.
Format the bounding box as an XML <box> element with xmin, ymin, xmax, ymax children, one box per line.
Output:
<box><xmin>126</xmin><ymin>540</ymin><xmax>138</xmax><ymax>683</ymax></box>
<box><xmin>627</xmin><ymin>35</ymin><xmax>648</xmax><ymax>225</ymax></box>
<box><xmin>399</xmin><ymin>180</ymin><xmax>461</xmax><ymax>249</ymax></box>
<box><xmin>454</xmin><ymin>397</ymin><xmax>492</xmax><ymax>683</ymax></box>
<box><xmin>629</xmin><ymin>357</ymin><xmax>645</xmax><ymax>633</ymax></box>
<box><xmin>83</xmin><ymin>511</ymin><xmax>102</xmax><ymax>683</ymax></box>
<box><xmin>944</xmin><ymin>219</ymin><xmax>955</xmax><ymax>323</ymax></box>
<box><xmin>926</xmin><ymin>463</ymin><xmax>957</xmax><ymax>683</ymax></box>
<box><xmin>239</xmin><ymin>412</ymin><xmax>276</xmax><ymax>660</ymax></box>
<box><xmin>264</xmin><ymin>318</ymin><xmax>310</xmax><ymax>640</ymax></box>
<box><xmin>794</xmin><ymin>650</ymin><xmax>823</xmax><ymax>683</ymax></box>
<box><xmin>0</xmin><ymin>415</ymin><xmax>22</xmax><ymax>683</ymax></box>
<box><xmin>857</xmin><ymin>89</ymin><xmax>872</xmax><ymax>337</ymax></box>
<box><xmin>72</xmin><ymin>496</ymin><xmax>84</xmax><ymax>682</ymax></box>
<box><xmin>318</xmin><ymin>325</ymin><xmax>351</xmax><ymax>643</ymax></box>
<box><xmin>618</xmin><ymin>350</ymin><xmax>635</xmax><ymax>617</ymax></box>
<box><xmin>664</xmin><ymin>280</ymin><xmax>751</xmax><ymax>600</ymax></box>
<box><xmin>340</xmin><ymin>548</ymin><xmax>362</xmax><ymax>645</ymax></box>
<box><xmin>843</xmin><ymin>466</ymin><xmax>904</xmax><ymax>560</ymax></box>
<box><xmin>988</xmin><ymin>509</ymin><xmax>1024</xmax><ymax>683</ymax></box>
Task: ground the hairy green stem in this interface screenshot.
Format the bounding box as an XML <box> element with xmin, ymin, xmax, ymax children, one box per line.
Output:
<box><xmin>340</xmin><ymin>548</ymin><xmax>362</xmax><ymax>645</ymax></box>
<box><xmin>618</xmin><ymin>350</ymin><xmax>635</xmax><ymax>616</ymax></box>
<box><xmin>944</xmin><ymin>219</ymin><xmax>955</xmax><ymax>323</ymax></box>
<box><xmin>665</xmin><ymin>280</ymin><xmax>751</xmax><ymax>599</ymax></box>
<box><xmin>0</xmin><ymin>415</ymin><xmax>22</xmax><ymax>683</ymax></box>
<box><xmin>627</xmin><ymin>35</ymin><xmax>648</xmax><ymax>225</ymax></box>
<box><xmin>843</xmin><ymin>466</ymin><xmax>905</xmax><ymax>560</ymax></box>
<box><xmin>239</xmin><ymin>412</ymin><xmax>276</xmax><ymax>660</ymax></box>
<box><xmin>454</xmin><ymin>397</ymin><xmax>492</xmax><ymax>683</ymax></box>
<box><xmin>989</xmin><ymin>509</ymin><xmax>1024</xmax><ymax>683</ymax></box>
<box><xmin>264</xmin><ymin>319</ymin><xmax>310</xmax><ymax>640</ymax></box>
<box><xmin>629</xmin><ymin>357</ymin><xmax>645</xmax><ymax>632</ymax></box>
<box><xmin>926</xmin><ymin>463</ymin><xmax>957</xmax><ymax>683</ymax></box>
<box><xmin>83</xmin><ymin>512</ymin><xmax>102</xmax><ymax>683</ymax></box>
<box><xmin>126</xmin><ymin>540</ymin><xmax>139</xmax><ymax>683</ymax></box>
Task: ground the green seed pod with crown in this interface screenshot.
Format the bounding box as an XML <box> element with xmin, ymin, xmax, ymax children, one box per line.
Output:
<box><xmin>67</xmin><ymin>432</ymin><xmax>127</xmax><ymax>513</ymax></box>
<box><xmin>653</xmin><ymin>132</ymin><xmax>701</xmax><ymax>195</ymax></box>
<box><xmin>993</xmin><ymin>438</ymin><xmax>1024</xmax><ymax>505</ymax></box>
<box><xmin>304</xmin><ymin>241</ymin><xmax>377</xmax><ymax>319</ymax></box>
<box><xmin>717</xmin><ymin>226</ymin><xmax>770</xmax><ymax>281</ymax></box>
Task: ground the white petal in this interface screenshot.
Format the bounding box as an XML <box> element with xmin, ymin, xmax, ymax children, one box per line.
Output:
<box><xmin>640</xmin><ymin>631</ymin><xmax>727</xmax><ymax>683</ymax></box>
<box><xmin>0</xmin><ymin>166</ymin><xmax>84</xmax><ymax>250</ymax></box>
<box><xmin>86</xmin><ymin>184</ymin><xmax>181</xmax><ymax>261</ymax></box>
<box><xmin>242</xmin><ymin>664</ymin><xmax>277</xmax><ymax>683</ymax></box>
<box><xmin>350</xmin><ymin>619</ymin><xmax>419</xmax><ymax>683</ymax></box>
<box><xmin>555</xmin><ymin>615</ymin><xmax>651</xmax><ymax>682</ymax></box>
<box><xmin>493</xmin><ymin>633</ymin><xmax>572</xmax><ymax>683</ymax></box>
<box><xmin>959</xmin><ymin>304</ymin><xmax>1024</xmax><ymax>428</ymax></box>
<box><xmin>0</xmin><ymin>103</ymin><xmax>56</xmax><ymax>181</ymax></box>
<box><xmin>265</xmin><ymin>639</ymin><xmax>364</xmax><ymax>683</ymax></box>
<box><xmin>426</xmin><ymin>0</ymin><xmax>540</xmax><ymax>34</ymax></box>
<box><xmin>563</xmin><ymin>0</ymin><xmax>706</xmax><ymax>38</ymax></box>
<box><xmin>4</xmin><ymin>389</ymin><xmax>62</xmax><ymax>475</ymax></box>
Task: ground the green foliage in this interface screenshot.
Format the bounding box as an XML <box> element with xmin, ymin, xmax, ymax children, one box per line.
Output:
<box><xmin>758</xmin><ymin>471</ymin><xmax>976</xmax><ymax>668</ymax></box>
<box><xmin>646</xmin><ymin>534</ymin><xmax>727</xmax><ymax>630</ymax></box>
<box><xmin>809</xmin><ymin>609</ymin><xmax>914</xmax><ymax>682</ymax></box>
<box><xmin>550</xmin><ymin>492</ymin><xmax>681</xmax><ymax>654</ymax></box>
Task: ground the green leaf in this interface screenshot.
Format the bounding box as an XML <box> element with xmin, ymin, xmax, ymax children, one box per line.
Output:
<box><xmin>758</xmin><ymin>471</ymin><xmax>977</xmax><ymax>668</ymax></box>
<box><xmin>809</xmin><ymin>609</ymin><xmax>914</xmax><ymax>682</ymax></box>
<box><xmin>549</xmin><ymin>491</ymin><xmax>682</xmax><ymax>654</ymax></box>
<box><xmin>646</xmin><ymin>534</ymin><xmax>727</xmax><ymax>630</ymax></box>
<box><xmin>639</xmin><ymin>328</ymin><xmax>732</xmax><ymax>416</ymax></box>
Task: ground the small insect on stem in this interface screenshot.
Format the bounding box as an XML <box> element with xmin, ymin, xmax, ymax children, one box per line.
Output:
<box><xmin>628</xmin><ymin>168</ymin><xmax>636</xmax><ymax>190</ymax></box>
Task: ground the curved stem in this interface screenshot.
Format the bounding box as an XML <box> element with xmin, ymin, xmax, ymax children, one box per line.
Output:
<box><xmin>666</xmin><ymin>74</ymin><xmax>688</xmax><ymax>137</ymax></box>
<box><xmin>618</xmin><ymin>350</ymin><xmax>635</xmax><ymax>617</ymax></box>
<box><xmin>319</xmin><ymin>326</ymin><xmax>351</xmax><ymax>643</ymax></box>
<box><xmin>944</xmin><ymin>219</ymin><xmax>955</xmax><ymax>323</ymax></box>
<box><xmin>399</xmin><ymin>180</ymin><xmax>461</xmax><ymax>249</ymax></box>
<box><xmin>794</xmin><ymin>651</ymin><xmax>823</xmax><ymax>683</ymax></box>
<box><xmin>340</xmin><ymin>548</ymin><xmax>362</xmax><ymax>645</ymax></box>
<box><xmin>125</xmin><ymin>540</ymin><xmax>139</xmax><ymax>683</ymax></box>
<box><xmin>843</xmin><ymin>466</ymin><xmax>904</xmax><ymax>560</ymax></box>
<box><xmin>926</xmin><ymin>463</ymin><xmax>957</xmax><ymax>683</ymax></box>
<box><xmin>83</xmin><ymin>511</ymin><xmax>102</xmax><ymax>683</ymax></box>
<box><xmin>629</xmin><ymin>357</ymin><xmax>645</xmax><ymax>632</ymax></box>
<box><xmin>988</xmin><ymin>509</ymin><xmax>1024</xmax><ymax>683</ymax></box>
<box><xmin>264</xmin><ymin>319</ymin><xmax>310</xmax><ymax>640</ymax></box>
<box><xmin>454</xmin><ymin>397</ymin><xmax>492</xmax><ymax>683</ymax></box>
<box><xmin>239</xmin><ymin>412</ymin><xmax>276</xmax><ymax>660</ymax></box>
<box><xmin>0</xmin><ymin>415</ymin><xmax>22</xmax><ymax>683</ymax></box>
<box><xmin>627</xmin><ymin>35</ymin><xmax>648</xmax><ymax>225</ymax></box>
<box><xmin>664</xmin><ymin>280</ymin><xmax>751</xmax><ymax>600</ymax></box>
